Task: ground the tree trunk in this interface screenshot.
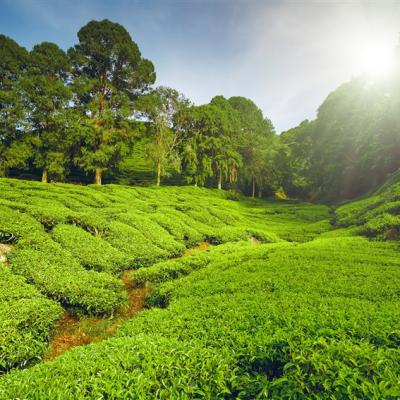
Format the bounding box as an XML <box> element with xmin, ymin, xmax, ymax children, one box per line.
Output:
<box><xmin>95</xmin><ymin>167</ymin><xmax>102</xmax><ymax>185</ymax></box>
<box><xmin>0</xmin><ymin>166</ymin><xmax>8</xmax><ymax>178</ymax></box>
<box><xmin>41</xmin><ymin>170</ymin><xmax>48</xmax><ymax>183</ymax></box>
<box><xmin>98</xmin><ymin>74</ymin><xmax>105</xmax><ymax>114</ymax></box>
<box><xmin>218</xmin><ymin>171</ymin><xmax>222</xmax><ymax>190</ymax></box>
<box><xmin>252</xmin><ymin>177</ymin><xmax>255</xmax><ymax>198</ymax></box>
<box><xmin>156</xmin><ymin>161</ymin><xmax>161</xmax><ymax>186</ymax></box>
<box><xmin>230</xmin><ymin>166</ymin><xmax>238</xmax><ymax>183</ymax></box>
<box><xmin>258</xmin><ymin>188</ymin><xmax>262</xmax><ymax>198</ymax></box>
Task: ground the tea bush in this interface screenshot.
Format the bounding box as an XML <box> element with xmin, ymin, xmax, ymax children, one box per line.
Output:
<box><xmin>6</xmin><ymin>176</ymin><xmax>389</xmax><ymax>395</ymax></box>
<box><xmin>104</xmin><ymin>222</ymin><xmax>169</xmax><ymax>268</ymax></box>
<box><xmin>0</xmin><ymin>206</ymin><xmax>43</xmax><ymax>243</ymax></box>
<box><xmin>336</xmin><ymin>181</ymin><xmax>400</xmax><ymax>239</ymax></box>
<box><xmin>1</xmin><ymin>237</ymin><xmax>399</xmax><ymax>398</ymax></box>
<box><xmin>134</xmin><ymin>241</ymin><xmax>263</xmax><ymax>288</ymax></box>
<box><xmin>2</xmin><ymin>177</ymin><xmax>322</xmax><ymax>321</ymax></box>
<box><xmin>10</xmin><ymin>238</ymin><xmax>127</xmax><ymax>315</ymax></box>
<box><xmin>150</xmin><ymin>211</ymin><xmax>205</xmax><ymax>246</ymax></box>
<box><xmin>0</xmin><ymin>266</ymin><xmax>62</xmax><ymax>372</ymax></box>
<box><xmin>115</xmin><ymin>212</ymin><xmax>185</xmax><ymax>256</ymax></box>
<box><xmin>52</xmin><ymin>224</ymin><xmax>129</xmax><ymax>273</ymax></box>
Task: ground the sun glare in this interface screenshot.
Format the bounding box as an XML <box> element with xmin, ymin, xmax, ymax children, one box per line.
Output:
<box><xmin>354</xmin><ymin>40</ymin><xmax>395</xmax><ymax>79</ymax></box>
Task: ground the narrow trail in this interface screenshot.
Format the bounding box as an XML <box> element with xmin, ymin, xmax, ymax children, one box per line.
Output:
<box><xmin>45</xmin><ymin>275</ymin><xmax>150</xmax><ymax>361</ymax></box>
<box><xmin>182</xmin><ymin>241</ymin><xmax>211</xmax><ymax>256</ymax></box>
<box><xmin>249</xmin><ymin>236</ymin><xmax>262</xmax><ymax>246</ymax></box>
<box><xmin>45</xmin><ymin>242</ymin><xmax>211</xmax><ymax>361</ymax></box>
<box><xmin>0</xmin><ymin>244</ymin><xmax>13</xmax><ymax>264</ymax></box>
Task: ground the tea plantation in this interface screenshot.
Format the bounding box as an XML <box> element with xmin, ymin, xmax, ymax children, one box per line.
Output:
<box><xmin>0</xmin><ymin>177</ymin><xmax>399</xmax><ymax>399</ymax></box>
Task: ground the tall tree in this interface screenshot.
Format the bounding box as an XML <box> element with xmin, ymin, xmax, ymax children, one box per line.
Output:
<box><xmin>279</xmin><ymin>120</ymin><xmax>315</xmax><ymax>198</ymax></box>
<box><xmin>68</xmin><ymin>19</ymin><xmax>156</xmax><ymax>184</ymax></box>
<box><xmin>252</xmin><ymin>135</ymin><xmax>281</xmax><ymax>198</ymax></box>
<box><xmin>177</xmin><ymin>103</ymin><xmax>241</xmax><ymax>189</ymax></box>
<box><xmin>312</xmin><ymin>78</ymin><xmax>393</xmax><ymax>200</ymax></box>
<box><xmin>178</xmin><ymin>105</ymin><xmax>214</xmax><ymax>187</ymax></box>
<box><xmin>228</xmin><ymin>97</ymin><xmax>276</xmax><ymax>196</ymax></box>
<box><xmin>0</xmin><ymin>35</ymin><xmax>29</xmax><ymax>176</ymax></box>
<box><xmin>209</xmin><ymin>96</ymin><xmax>242</xmax><ymax>189</ymax></box>
<box><xmin>135</xmin><ymin>86</ymin><xmax>190</xmax><ymax>186</ymax></box>
<box><xmin>18</xmin><ymin>42</ymin><xmax>72</xmax><ymax>182</ymax></box>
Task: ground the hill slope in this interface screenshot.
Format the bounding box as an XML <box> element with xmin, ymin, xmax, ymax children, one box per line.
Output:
<box><xmin>0</xmin><ymin>178</ymin><xmax>399</xmax><ymax>399</ymax></box>
<box><xmin>335</xmin><ymin>173</ymin><xmax>400</xmax><ymax>240</ymax></box>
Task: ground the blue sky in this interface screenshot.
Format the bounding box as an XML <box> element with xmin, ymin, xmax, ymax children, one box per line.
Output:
<box><xmin>1</xmin><ymin>0</ymin><xmax>400</xmax><ymax>132</ymax></box>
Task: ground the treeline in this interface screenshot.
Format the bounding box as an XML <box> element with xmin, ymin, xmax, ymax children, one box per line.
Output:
<box><xmin>0</xmin><ymin>19</ymin><xmax>278</xmax><ymax>197</ymax></box>
<box><xmin>1</xmin><ymin>19</ymin><xmax>400</xmax><ymax>201</ymax></box>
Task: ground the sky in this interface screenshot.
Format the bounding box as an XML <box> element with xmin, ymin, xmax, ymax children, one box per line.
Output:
<box><xmin>1</xmin><ymin>0</ymin><xmax>400</xmax><ymax>133</ymax></box>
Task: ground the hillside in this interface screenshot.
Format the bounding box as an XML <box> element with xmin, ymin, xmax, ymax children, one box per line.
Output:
<box><xmin>0</xmin><ymin>178</ymin><xmax>399</xmax><ymax>398</ymax></box>
<box><xmin>335</xmin><ymin>173</ymin><xmax>400</xmax><ymax>240</ymax></box>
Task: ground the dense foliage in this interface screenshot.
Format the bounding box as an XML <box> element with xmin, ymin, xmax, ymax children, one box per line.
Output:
<box><xmin>0</xmin><ymin>266</ymin><xmax>62</xmax><ymax>372</ymax></box>
<box><xmin>335</xmin><ymin>170</ymin><xmax>400</xmax><ymax>240</ymax></box>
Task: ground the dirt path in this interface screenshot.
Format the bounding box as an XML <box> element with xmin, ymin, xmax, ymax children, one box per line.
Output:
<box><xmin>0</xmin><ymin>244</ymin><xmax>13</xmax><ymax>263</ymax></box>
<box><xmin>45</xmin><ymin>242</ymin><xmax>210</xmax><ymax>361</ymax></box>
<box><xmin>182</xmin><ymin>242</ymin><xmax>211</xmax><ymax>256</ymax></box>
<box><xmin>45</xmin><ymin>273</ymin><xmax>150</xmax><ymax>361</ymax></box>
<box><xmin>249</xmin><ymin>236</ymin><xmax>262</xmax><ymax>246</ymax></box>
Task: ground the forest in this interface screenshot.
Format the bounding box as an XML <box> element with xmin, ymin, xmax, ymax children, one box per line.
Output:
<box><xmin>2</xmin><ymin>19</ymin><xmax>399</xmax><ymax>202</ymax></box>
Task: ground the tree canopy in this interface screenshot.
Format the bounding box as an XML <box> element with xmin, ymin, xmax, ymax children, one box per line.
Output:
<box><xmin>68</xmin><ymin>19</ymin><xmax>156</xmax><ymax>184</ymax></box>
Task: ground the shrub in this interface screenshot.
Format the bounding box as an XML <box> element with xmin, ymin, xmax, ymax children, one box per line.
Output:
<box><xmin>0</xmin><ymin>266</ymin><xmax>62</xmax><ymax>371</ymax></box>
<box><xmin>336</xmin><ymin>182</ymin><xmax>400</xmax><ymax>240</ymax></box>
<box><xmin>134</xmin><ymin>241</ymin><xmax>255</xmax><ymax>288</ymax></box>
<box><xmin>116</xmin><ymin>212</ymin><xmax>185</xmax><ymax>256</ymax></box>
<box><xmin>150</xmin><ymin>211</ymin><xmax>204</xmax><ymax>246</ymax></box>
<box><xmin>0</xmin><ymin>206</ymin><xmax>43</xmax><ymax>243</ymax></box>
<box><xmin>104</xmin><ymin>222</ymin><xmax>169</xmax><ymax>268</ymax></box>
<box><xmin>363</xmin><ymin>213</ymin><xmax>400</xmax><ymax>240</ymax></box>
<box><xmin>2</xmin><ymin>237</ymin><xmax>400</xmax><ymax>398</ymax></box>
<box><xmin>52</xmin><ymin>224</ymin><xmax>129</xmax><ymax>273</ymax></box>
<box><xmin>10</xmin><ymin>238</ymin><xmax>126</xmax><ymax>315</ymax></box>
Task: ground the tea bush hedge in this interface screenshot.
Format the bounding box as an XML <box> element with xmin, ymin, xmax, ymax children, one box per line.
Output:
<box><xmin>104</xmin><ymin>222</ymin><xmax>169</xmax><ymax>268</ymax></box>
<box><xmin>10</xmin><ymin>238</ymin><xmax>127</xmax><ymax>315</ymax></box>
<box><xmin>52</xmin><ymin>224</ymin><xmax>129</xmax><ymax>273</ymax></box>
<box><xmin>115</xmin><ymin>212</ymin><xmax>185</xmax><ymax>256</ymax></box>
<box><xmin>2</xmin><ymin>176</ymin><xmax>367</xmax><ymax>389</ymax></box>
<box><xmin>0</xmin><ymin>266</ymin><xmax>62</xmax><ymax>372</ymax></box>
<box><xmin>336</xmin><ymin>181</ymin><xmax>400</xmax><ymax>239</ymax></box>
<box><xmin>1</xmin><ymin>237</ymin><xmax>399</xmax><ymax>398</ymax></box>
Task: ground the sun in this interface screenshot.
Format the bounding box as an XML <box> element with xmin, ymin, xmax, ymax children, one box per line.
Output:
<box><xmin>359</xmin><ymin>47</ymin><xmax>394</xmax><ymax>77</ymax></box>
<box><xmin>354</xmin><ymin>39</ymin><xmax>396</xmax><ymax>79</ymax></box>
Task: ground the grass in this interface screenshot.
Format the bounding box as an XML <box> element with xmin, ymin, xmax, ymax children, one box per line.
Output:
<box><xmin>0</xmin><ymin>177</ymin><xmax>399</xmax><ymax>398</ymax></box>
